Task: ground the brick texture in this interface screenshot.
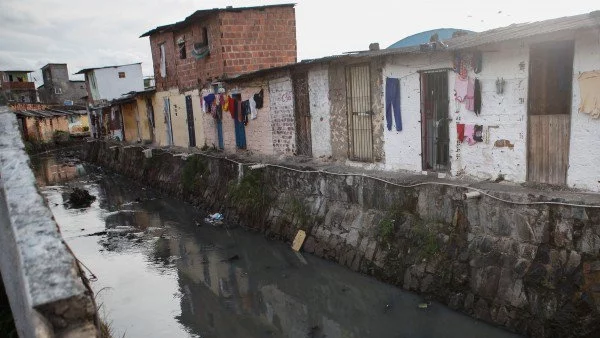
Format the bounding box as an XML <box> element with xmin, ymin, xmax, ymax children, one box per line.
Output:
<box><xmin>148</xmin><ymin>6</ymin><xmax>297</xmax><ymax>92</ymax></box>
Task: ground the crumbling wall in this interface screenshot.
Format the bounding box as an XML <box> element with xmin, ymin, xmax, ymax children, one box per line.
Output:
<box><xmin>84</xmin><ymin>139</ymin><xmax>600</xmax><ymax>338</ymax></box>
<box><xmin>0</xmin><ymin>106</ymin><xmax>98</xmax><ymax>338</ymax></box>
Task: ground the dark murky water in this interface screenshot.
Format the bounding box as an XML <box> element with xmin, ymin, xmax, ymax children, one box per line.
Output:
<box><xmin>33</xmin><ymin>156</ymin><xmax>520</xmax><ymax>338</ymax></box>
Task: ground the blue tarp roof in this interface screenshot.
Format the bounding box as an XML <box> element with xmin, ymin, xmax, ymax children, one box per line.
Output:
<box><xmin>388</xmin><ymin>28</ymin><xmax>474</xmax><ymax>49</ymax></box>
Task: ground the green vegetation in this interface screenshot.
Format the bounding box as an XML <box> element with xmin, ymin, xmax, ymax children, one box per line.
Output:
<box><xmin>53</xmin><ymin>130</ymin><xmax>70</xmax><ymax>143</ymax></box>
<box><xmin>82</xmin><ymin>126</ymin><xmax>90</xmax><ymax>132</ymax></box>
<box><xmin>227</xmin><ymin>169</ymin><xmax>269</xmax><ymax>209</ymax></box>
<box><xmin>410</xmin><ymin>223</ymin><xmax>440</xmax><ymax>259</ymax></box>
<box><xmin>378</xmin><ymin>217</ymin><xmax>396</xmax><ymax>243</ymax></box>
<box><xmin>181</xmin><ymin>156</ymin><xmax>208</xmax><ymax>193</ymax></box>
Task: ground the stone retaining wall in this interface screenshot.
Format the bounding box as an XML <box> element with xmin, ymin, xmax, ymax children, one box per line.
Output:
<box><xmin>83</xmin><ymin>140</ymin><xmax>600</xmax><ymax>338</ymax></box>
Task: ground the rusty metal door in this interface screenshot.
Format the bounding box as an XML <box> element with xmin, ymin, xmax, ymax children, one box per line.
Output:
<box><xmin>527</xmin><ymin>41</ymin><xmax>573</xmax><ymax>185</ymax></box>
<box><xmin>346</xmin><ymin>64</ymin><xmax>373</xmax><ymax>161</ymax></box>
<box><xmin>185</xmin><ymin>95</ymin><xmax>196</xmax><ymax>147</ymax></box>
<box><xmin>420</xmin><ymin>70</ymin><xmax>450</xmax><ymax>171</ymax></box>
<box><xmin>292</xmin><ymin>72</ymin><xmax>312</xmax><ymax>156</ymax></box>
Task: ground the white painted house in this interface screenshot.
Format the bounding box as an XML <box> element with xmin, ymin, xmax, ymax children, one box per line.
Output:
<box><xmin>75</xmin><ymin>63</ymin><xmax>144</xmax><ymax>104</ymax></box>
<box><xmin>378</xmin><ymin>11</ymin><xmax>600</xmax><ymax>191</ymax></box>
<box><xmin>75</xmin><ymin>63</ymin><xmax>144</xmax><ymax>141</ymax></box>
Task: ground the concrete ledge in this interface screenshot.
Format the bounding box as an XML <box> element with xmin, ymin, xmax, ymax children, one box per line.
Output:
<box><xmin>0</xmin><ymin>106</ymin><xmax>98</xmax><ymax>337</ymax></box>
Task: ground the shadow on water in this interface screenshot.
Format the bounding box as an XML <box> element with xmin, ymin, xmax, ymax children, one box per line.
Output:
<box><xmin>32</xmin><ymin>155</ymin><xmax>521</xmax><ymax>338</ymax></box>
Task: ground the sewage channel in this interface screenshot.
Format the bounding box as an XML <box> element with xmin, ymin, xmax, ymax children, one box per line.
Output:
<box><xmin>32</xmin><ymin>155</ymin><xmax>521</xmax><ymax>338</ymax></box>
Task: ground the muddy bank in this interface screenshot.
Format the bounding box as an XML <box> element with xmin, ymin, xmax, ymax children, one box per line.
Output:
<box><xmin>81</xmin><ymin>140</ymin><xmax>600</xmax><ymax>337</ymax></box>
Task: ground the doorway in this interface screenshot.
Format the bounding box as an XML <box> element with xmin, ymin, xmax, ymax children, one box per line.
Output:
<box><xmin>346</xmin><ymin>64</ymin><xmax>373</xmax><ymax>161</ymax></box>
<box><xmin>527</xmin><ymin>40</ymin><xmax>574</xmax><ymax>185</ymax></box>
<box><xmin>420</xmin><ymin>70</ymin><xmax>450</xmax><ymax>171</ymax></box>
<box><xmin>292</xmin><ymin>71</ymin><xmax>312</xmax><ymax>156</ymax></box>
<box><xmin>163</xmin><ymin>97</ymin><xmax>173</xmax><ymax>146</ymax></box>
<box><xmin>185</xmin><ymin>95</ymin><xmax>196</xmax><ymax>147</ymax></box>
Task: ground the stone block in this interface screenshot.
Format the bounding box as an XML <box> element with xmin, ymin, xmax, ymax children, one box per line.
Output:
<box><xmin>553</xmin><ymin>219</ymin><xmax>574</xmax><ymax>248</ymax></box>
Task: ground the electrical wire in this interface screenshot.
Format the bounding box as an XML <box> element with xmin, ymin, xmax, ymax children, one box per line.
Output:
<box><xmin>148</xmin><ymin>147</ymin><xmax>600</xmax><ymax>209</ymax></box>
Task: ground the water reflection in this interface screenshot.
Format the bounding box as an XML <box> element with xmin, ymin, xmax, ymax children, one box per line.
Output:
<box><xmin>35</xmin><ymin>156</ymin><xmax>520</xmax><ymax>338</ymax></box>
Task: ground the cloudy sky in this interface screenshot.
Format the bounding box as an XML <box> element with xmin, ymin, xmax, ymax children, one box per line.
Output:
<box><xmin>1</xmin><ymin>0</ymin><xmax>597</xmax><ymax>85</ymax></box>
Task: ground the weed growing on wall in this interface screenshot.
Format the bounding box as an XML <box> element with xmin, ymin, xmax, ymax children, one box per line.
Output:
<box><xmin>410</xmin><ymin>223</ymin><xmax>440</xmax><ymax>259</ymax></box>
<box><xmin>181</xmin><ymin>155</ymin><xmax>208</xmax><ymax>193</ymax></box>
<box><xmin>227</xmin><ymin>169</ymin><xmax>270</xmax><ymax>209</ymax></box>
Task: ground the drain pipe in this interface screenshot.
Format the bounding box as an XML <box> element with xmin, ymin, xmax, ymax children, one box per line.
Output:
<box><xmin>237</xmin><ymin>162</ymin><xmax>244</xmax><ymax>184</ymax></box>
<box><xmin>464</xmin><ymin>191</ymin><xmax>482</xmax><ymax>200</ymax></box>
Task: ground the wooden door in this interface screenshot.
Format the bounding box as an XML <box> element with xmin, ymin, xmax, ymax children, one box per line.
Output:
<box><xmin>185</xmin><ymin>95</ymin><xmax>196</xmax><ymax>147</ymax></box>
<box><xmin>420</xmin><ymin>71</ymin><xmax>450</xmax><ymax>171</ymax></box>
<box><xmin>292</xmin><ymin>71</ymin><xmax>312</xmax><ymax>156</ymax></box>
<box><xmin>527</xmin><ymin>41</ymin><xmax>574</xmax><ymax>185</ymax></box>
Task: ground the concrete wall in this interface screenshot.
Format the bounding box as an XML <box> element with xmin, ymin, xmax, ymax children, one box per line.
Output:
<box><xmin>224</xmin><ymin>81</ymin><xmax>276</xmax><ymax>154</ymax></box>
<box><xmin>0</xmin><ymin>106</ymin><xmax>98</xmax><ymax>337</ymax></box>
<box><xmin>382</xmin><ymin>53</ymin><xmax>453</xmax><ymax>173</ymax></box>
<box><xmin>308</xmin><ymin>66</ymin><xmax>332</xmax><ymax>158</ymax></box>
<box><xmin>92</xmin><ymin>64</ymin><xmax>144</xmax><ymax>102</ymax></box>
<box><xmin>268</xmin><ymin>76</ymin><xmax>296</xmax><ymax>155</ymax></box>
<box><xmin>152</xmin><ymin>88</ymin><xmax>205</xmax><ymax>148</ymax></box>
<box><xmin>568</xmin><ymin>29</ymin><xmax>600</xmax><ymax>191</ymax></box>
<box><xmin>85</xmin><ymin>139</ymin><xmax>600</xmax><ymax>338</ymax></box>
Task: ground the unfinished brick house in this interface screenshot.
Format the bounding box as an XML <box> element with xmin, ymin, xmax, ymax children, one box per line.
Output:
<box><xmin>140</xmin><ymin>3</ymin><xmax>297</xmax><ymax>91</ymax></box>
<box><xmin>139</xmin><ymin>3</ymin><xmax>298</xmax><ymax>149</ymax></box>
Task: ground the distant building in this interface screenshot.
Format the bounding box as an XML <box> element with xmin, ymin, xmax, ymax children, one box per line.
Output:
<box><xmin>75</xmin><ymin>63</ymin><xmax>144</xmax><ymax>106</ymax></box>
<box><xmin>37</xmin><ymin>63</ymin><xmax>87</xmax><ymax>105</ymax></box>
<box><xmin>0</xmin><ymin>70</ymin><xmax>37</xmax><ymax>104</ymax></box>
<box><xmin>75</xmin><ymin>63</ymin><xmax>145</xmax><ymax>141</ymax></box>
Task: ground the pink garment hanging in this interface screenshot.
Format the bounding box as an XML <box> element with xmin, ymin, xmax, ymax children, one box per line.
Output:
<box><xmin>464</xmin><ymin>124</ymin><xmax>476</xmax><ymax>145</ymax></box>
<box><xmin>465</xmin><ymin>77</ymin><xmax>475</xmax><ymax>111</ymax></box>
<box><xmin>454</xmin><ymin>76</ymin><xmax>469</xmax><ymax>102</ymax></box>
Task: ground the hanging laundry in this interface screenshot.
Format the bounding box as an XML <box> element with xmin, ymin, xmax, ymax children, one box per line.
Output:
<box><xmin>454</xmin><ymin>76</ymin><xmax>469</xmax><ymax>102</ymax></box>
<box><xmin>204</xmin><ymin>94</ymin><xmax>216</xmax><ymax>114</ymax></box>
<box><xmin>249</xmin><ymin>97</ymin><xmax>257</xmax><ymax>119</ymax></box>
<box><xmin>474</xmin><ymin>79</ymin><xmax>482</xmax><ymax>116</ymax></box>
<box><xmin>254</xmin><ymin>89</ymin><xmax>264</xmax><ymax>109</ymax></box>
<box><xmin>223</xmin><ymin>94</ymin><xmax>230</xmax><ymax>112</ymax></box>
<box><xmin>465</xmin><ymin>77</ymin><xmax>475</xmax><ymax>111</ymax></box>
<box><xmin>385</xmin><ymin>77</ymin><xmax>402</xmax><ymax>131</ymax></box>
<box><xmin>578</xmin><ymin>70</ymin><xmax>600</xmax><ymax>118</ymax></box>
<box><xmin>219</xmin><ymin>94</ymin><xmax>225</xmax><ymax>106</ymax></box>
<box><xmin>464</xmin><ymin>124</ymin><xmax>476</xmax><ymax>145</ymax></box>
<box><xmin>473</xmin><ymin>125</ymin><xmax>483</xmax><ymax>142</ymax></box>
<box><xmin>240</xmin><ymin>100</ymin><xmax>250</xmax><ymax>126</ymax></box>
<box><xmin>456</xmin><ymin>123</ymin><xmax>465</xmax><ymax>142</ymax></box>
<box><xmin>228</xmin><ymin>96</ymin><xmax>236</xmax><ymax>119</ymax></box>
<box><xmin>215</xmin><ymin>105</ymin><xmax>223</xmax><ymax>121</ymax></box>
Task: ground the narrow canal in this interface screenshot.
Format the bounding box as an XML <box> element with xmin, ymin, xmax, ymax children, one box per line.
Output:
<box><xmin>33</xmin><ymin>155</ymin><xmax>520</xmax><ymax>338</ymax></box>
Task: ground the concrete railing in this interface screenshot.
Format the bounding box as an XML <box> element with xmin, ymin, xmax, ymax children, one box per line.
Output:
<box><xmin>0</xmin><ymin>106</ymin><xmax>98</xmax><ymax>337</ymax></box>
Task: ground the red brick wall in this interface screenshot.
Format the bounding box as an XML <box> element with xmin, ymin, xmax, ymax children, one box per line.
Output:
<box><xmin>219</xmin><ymin>7</ymin><xmax>296</xmax><ymax>76</ymax></box>
<box><xmin>148</xmin><ymin>6</ymin><xmax>297</xmax><ymax>92</ymax></box>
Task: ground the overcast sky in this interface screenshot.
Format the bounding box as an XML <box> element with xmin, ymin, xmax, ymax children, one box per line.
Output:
<box><xmin>1</xmin><ymin>0</ymin><xmax>597</xmax><ymax>85</ymax></box>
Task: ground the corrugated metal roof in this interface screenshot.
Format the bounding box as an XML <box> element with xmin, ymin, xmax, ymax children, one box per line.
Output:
<box><xmin>140</xmin><ymin>3</ymin><xmax>296</xmax><ymax>38</ymax></box>
<box><xmin>447</xmin><ymin>11</ymin><xmax>600</xmax><ymax>50</ymax></box>
<box><xmin>74</xmin><ymin>62</ymin><xmax>142</xmax><ymax>75</ymax></box>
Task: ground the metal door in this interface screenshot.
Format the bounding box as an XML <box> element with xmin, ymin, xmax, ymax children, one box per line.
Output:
<box><xmin>292</xmin><ymin>71</ymin><xmax>312</xmax><ymax>156</ymax></box>
<box><xmin>163</xmin><ymin>97</ymin><xmax>173</xmax><ymax>146</ymax></box>
<box><xmin>420</xmin><ymin>71</ymin><xmax>450</xmax><ymax>171</ymax></box>
<box><xmin>527</xmin><ymin>40</ymin><xmax>573</xmax><ymax>185</ymax></box>
<box><xmin>185</xmin><ymin>95</ymin><xmax>196</xmax><ymax>147</ymax></box>
<box><xmin>346</xmin><ymin>64</ymin><xmax>373</xmax><ymax>161</ymax></box>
